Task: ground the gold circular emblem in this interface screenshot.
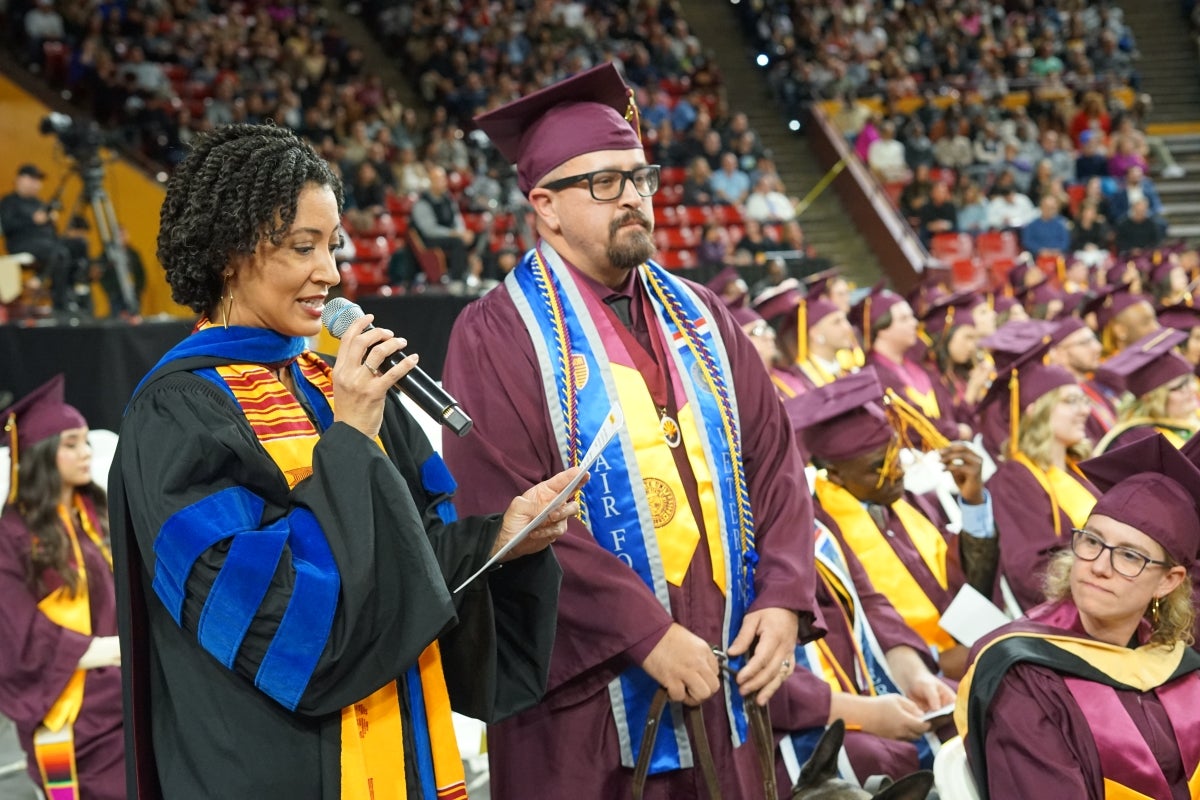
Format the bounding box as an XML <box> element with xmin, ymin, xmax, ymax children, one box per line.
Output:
<box><xmin>643</xmin><ymin>477</ymin><xmax>677</xmax><ymax>528</ymax></box>
<box><xmin>571</xmin><ymin>353</ymin><xmax>589</xmax><ymax>389</ymax></box>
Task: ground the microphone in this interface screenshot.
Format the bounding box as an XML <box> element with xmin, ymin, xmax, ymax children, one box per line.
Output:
<box><xmin>321</xmin><ymin>297</ymin><xmax>473</xmax><ymax>437</ymax></box>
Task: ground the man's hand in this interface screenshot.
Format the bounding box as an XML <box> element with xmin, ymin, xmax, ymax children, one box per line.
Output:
<box><xmin>642</xmin><ymin>623</ymin><xmax>721</xmax><ymax>706</ymax></box>
<box><xmin>727</xmin><ymin>607</ymin><xmax>800</xmax><ymax>705</ymax></box>
<box><xmin>939</xmin><ymin>442</ymin><xmax>984</xmax><ymax>504</ymax></box>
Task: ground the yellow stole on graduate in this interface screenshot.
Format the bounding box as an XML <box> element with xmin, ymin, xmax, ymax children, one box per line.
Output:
<box><xmin>814</xmin><ymin>477</ymin><xmax>955</xmax><ymax>653</ymax></box>
<box><xmin>33</xmin><ymin>495</ymin><xmax>111</xmax><ymax>800</ymax></box>
<box><xmin>796</xmin><ymin>356</ymin><xmax>842</xmax><ymax>388</ymax></box>
<box><xmin>216</xmin><ymin>358</ymin><xmax>466</xmax><ymax>800</ymax></box>
<box><xmin>1011</xmin><ymin>454</ymin><xmax>1097</xmax><ymax>538</ymax></box>
<box><xmin>608</xmin><ymin>362</ymin><xmax>725</xmax><ymax>590</ymax></box>
<box><xmin>1095</xmin><ymin>418</ymin><xmax>1193</xmax><ymax>456</ymax></box>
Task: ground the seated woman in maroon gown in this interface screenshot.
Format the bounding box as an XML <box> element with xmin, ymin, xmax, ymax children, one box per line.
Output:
<box><xmin>851</xmin><ymin>284</ymin><xmax>963</xmax><ymax>444</ymax></box>
<box><xmin>957</xmin><ymin>433</ymin><xmax>1200</xmax><ymax>800</ymax></box>
<box><xmin>1093</xmin><ymin>328</ymin><xmax>1199</xmax><ymax>455</ymax></box>
<box><xmin>981</xmin><ymin>338</ymin><xmax>1101</xmax><ymax>614</ymax></box>
<box><xmin>920</xmin><ymin>291</ymin><xmax>993</xmax><ymax>435</ymax></box>
<box><xmin>0</xmin><ymin>376</ymin><xmax>125</xmax><ymax>799</ymax></box>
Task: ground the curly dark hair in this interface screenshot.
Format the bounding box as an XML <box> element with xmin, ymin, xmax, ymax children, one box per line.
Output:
<box><xmin>158</xmin><ymin>124</ymin><xmax>344</xmax><ymax>313</ymax></box>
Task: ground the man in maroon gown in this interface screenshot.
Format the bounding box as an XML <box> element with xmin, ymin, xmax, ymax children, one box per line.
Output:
<box><xmin>442</xmin><ymin>63</ymin><xmax>821</xmax><ymax>798</ymax></box>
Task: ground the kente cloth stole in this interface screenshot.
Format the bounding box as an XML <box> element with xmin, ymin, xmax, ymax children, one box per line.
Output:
<box><xmin>782</xmin><ymin>523</ymin><xmax>937</xmax><ymax>783</ymax></box>
<box><xmin>33</xmin><ymin>495</ymin><xmax>111</xmax><ymax>800</ymax></box>
<box><xmin>214</xmin><ymin>358</ymin><xmax>465</xmax><ymax>800</ymax></box>
<box><xmin>507</xmin><ymin>245</ymin><xmax>757</xmax><ymax>773</ymax></box>
<box><xmin>1011</xmin><ymin>454</ymin><xmax>1097</xmax><ymax>538</ymax></box>
<box><xmin>1065</xmin><ymin>675</ymin><xmax>1200</xmax><ymax>799</ymax></box>
<box><xmin>814</xmin><ymin>478</ymin><xmax>955</xmax><ymax>653</ymax></box>
<box><xmin>1082</xmin><ymin>383</ymin><xmax>1117</xmax><ymax>430</ymax></box>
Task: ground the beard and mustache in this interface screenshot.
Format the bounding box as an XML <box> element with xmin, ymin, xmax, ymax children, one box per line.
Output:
<box><xmin>607</xmin><ymin>210</ymin><xmax>655</xmax><ymax>270</ymax></box>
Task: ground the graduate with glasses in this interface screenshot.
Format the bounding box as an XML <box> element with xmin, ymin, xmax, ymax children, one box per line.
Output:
<box><xmin>956</xmin><ymin>433</ymin><xmax>1200</xmax><ymax>800</ymax></box>
<box><xmin>442</xmin><ymin>63</ymin><xmax>821</xmax><ymax>798</ymax></box>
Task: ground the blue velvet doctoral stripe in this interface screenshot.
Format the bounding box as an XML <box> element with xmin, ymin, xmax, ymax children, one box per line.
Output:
<box><xmin>254</xmin><ymin>507</ymin><xmax>341</xmax><ymax>710</ymax></box>
<box><xmin>132</xmin><ymin>325</ymin><xmax>307</xmax><ymax>398</ymax></box>
<box><xmin>197</xmin><ymin>520</ymin><xmax>289</xmax><ymax>668</ymax></box>
<box><xmin>153</xmin><ymin>486</ymin><xmax>266</xmax><ymax>625</ymax></box>
<box><xmin>405</xmin><ymin>665</ymin><xmax>438</xmax><ymax>800</ymax></box>
<box><xmin>420</xmin><ymin>454</ymin><xmax>459</xmax><ymax>524</ymax></box>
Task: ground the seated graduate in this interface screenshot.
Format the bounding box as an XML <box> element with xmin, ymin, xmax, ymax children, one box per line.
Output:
<box><xmin>790</xmin><ymin>368</ymin><xmax>998</xmax><ymax>680</ymax></box>
<box><xmin>851</xmin><ymin>284</ymin><xmax>962</xmax><ymax>445</ymax></box>
<box><xmin>920</xmin><ymin>291</ymin><xmax>993</xmax><ymax>437</ymax></box>
<box><xmin>109</xmin><ymin>124</ymin><xmax>582</xmax><ymax>799</ymax></box>
<box><xmin>753</xmin><ymin>282</ymin><xmax>859</xmax><ymax>395</ymax></box>
<box><xmin>1045</xmin><ymin>317</ymin><xmax>1118</xmax><ymax>446</ymax></box>
<box><xmin>981</xmin><ymin>337</ymin><xmax>1102</xmax><ymax>614</ymax></box>
<box><xmin>772</xmin><ymin>373</ymin><xmax>956</xmax><ymax>789</ymax></box>
<box><xmin>957</xmin><ymin>434</ymin><xmax>1200</xmax><ymax>800</ymax></box>
<box><xmin>1093</xmin><ymin>328</ymin><xmax>1199</xmax><ymax>454</ymax></box>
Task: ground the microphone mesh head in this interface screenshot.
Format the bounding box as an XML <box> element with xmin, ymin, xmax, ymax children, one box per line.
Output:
<box><xmin>321</xmin><ymin>297</ymin><xmax>361</xmax><ymax>338</ymax></box>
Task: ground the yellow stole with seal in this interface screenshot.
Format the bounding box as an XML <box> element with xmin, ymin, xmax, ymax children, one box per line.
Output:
<box><xmin>33</xmin><ymin>494</ymin><xmax>111</xmax><ymax>800</ymax></box>
<box><xmin>215</xmin><ymin>356</ymin><xmax>465</xmax><ymax>800</ymax></box>
<box><xmin>814</xmin><ymin>477</ymin><xmax>956</xmax><ymax>653</ymax></box>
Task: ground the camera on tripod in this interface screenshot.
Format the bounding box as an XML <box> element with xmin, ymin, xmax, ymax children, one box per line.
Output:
<box><xmin>39</xmin><ymin>112</ymin><xmax>104</xmax><ymax>168</ymax></box>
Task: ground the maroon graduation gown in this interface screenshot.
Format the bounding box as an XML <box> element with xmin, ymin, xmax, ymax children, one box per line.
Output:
<box><xmin>868</xmin><ymin>351</ymin><xmax>962</xmax><ymax>443</ymax></box>
<box><xmin>968</xmin><ymin>601</ymin><xmax>1198</xmax><ymax>800</ymax></box>
<box><xmin>770</xmin><ymin>532</ymin><xmax>934</xmax><ymax>786</ymax></box>
<box><xmin>442</xmin><ymin>266</ymin><xmax>820</xmax><ymax>799</ymax></box>
<box><xmin>986</xmin><ymin>460</ymin><xmax>1101</xmax><ymax>611</ymax></box>
<box><xmin>0</xmin><ymin>506</ymin><xmax>125</xmax><ymax>799</ymax></box>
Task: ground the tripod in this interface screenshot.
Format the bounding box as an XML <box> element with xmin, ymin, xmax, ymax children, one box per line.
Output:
<box><xmin>50</xmin><ymin>154</ymin><xmax>137</xmax><ymax>315</ymax></box>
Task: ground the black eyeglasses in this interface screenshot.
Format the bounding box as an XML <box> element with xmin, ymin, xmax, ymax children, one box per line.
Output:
<box><xmin>1070</xmin><ymin>528</ymin><xmax>1170</xmax><ymax>578</ymax></box>
<box><xmin>540</xmin><ymin>165</ymin><xmax>661</xmax><ymax>201</ymax></box>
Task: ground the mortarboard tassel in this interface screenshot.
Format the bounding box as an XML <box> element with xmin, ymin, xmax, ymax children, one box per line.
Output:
<box><xmin>797</xmin><ymin>300</ymin><xmax>808</xmax><ymax>365</ymax></box>
<box><xmin>883</xmin><ymin>389</ymin><xmax>950</xmax><ymax>452</ymax></box>
<box><xmin>5</xmin><ymin>412</ymin><xmax>17</xmax><ymax>506</ymax></box>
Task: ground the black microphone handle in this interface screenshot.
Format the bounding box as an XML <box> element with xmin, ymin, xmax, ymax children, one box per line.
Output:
<box><xmin>370</xmin><ymin>344</ymin><xmax>474</xmax><ymax>438</ymax></box>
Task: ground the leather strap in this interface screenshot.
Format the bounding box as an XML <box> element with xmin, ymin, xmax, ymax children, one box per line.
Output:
<box><xmin>632</xmin><ymin>675</ymin><xmax>778</xmax><ymax>799</ymax></box>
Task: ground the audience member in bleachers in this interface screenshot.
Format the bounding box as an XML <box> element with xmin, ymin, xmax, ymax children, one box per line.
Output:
<box><xmin>411</xmin><ymin>165</ymin><xmax>478</xmax><ymax>287</ymax></box>
<box><xmin>919</xmin><ymin>181</ymin><xmax>959</xmax><ymax>247</ymax></box>
<box><xmin>1073</xmin><ymin>130</ymin><xmax>1111</xmax><ymax>182</ymax></box>
<box><xmin>1070</xmin><ymin>201</ymin><xmax>1113</xmax><ymax>255</ymax></box>
<box><xmin>898</xmin><ymin>164</ymin><xmax>933</xmax><ymax>231</ymax></box>
<box><xmin>1108</xmin><ymin>133</ymin><xmax>1150</xmax><ymax>179</ymax></box>
<box><xmin>709</xmin><ymin>151</ymin><xmax>751</xmax><ymax>207</ymax></box>
<box><xmin>1109</xmin><ymin>165</ymin><xmax>1165</xmax><ymax>225</ymax></box>
<box><xmin>987</xmin><ymin>182</ymin><xmax>1037</xmax><ymax>231</ymax></box>
<box><xmin>1022</xmin><ymin>196</ymin><xmax>1072</xmax><ymax>257</ymax></box>
<box><xmin>0</xmin><ymin>163</ymin><xmax>75</xmax><ymax>313</ymax></box>
<box><xmin>696</xmin><ymin>222</ymin><xmax>734</xmax><ymax>270</ymax></box>
<box><xmin>957</xmin><ymin>181</ymin><xmax>991</xmax><ymax>235</ymax></box>
<box><xmin>680</xmin><ymin>156</ymin><xmax>716</xmax><ymax>207</ymax></box>
<box><xmin>869</xmin><ymin>120</ymin><xmax>912</xmax><ymax>184</ymax></box>
<box><xmin>744</xmin><ymin>173</ymin><xmax>796</xmax><ymax>224</ymax></box>
<box><xmin>22</xmin><ymin>0</ymin><xmax>64</xmax><ymax>67</ymax></box>
<box><xmin>1115</xmin><ymin>198</ymin><xmax>1165</xmax><ymax>254</ymax></box>
<box><xmin>733</xmin><ymin>218</ymin><xmax>773</xmax><ymax>266</ymax></box>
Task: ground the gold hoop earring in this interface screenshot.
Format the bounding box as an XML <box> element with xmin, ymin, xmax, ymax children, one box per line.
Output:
<box><xmin>1150</xmin><ymin>595</ymin><xmax>1161</xmax><ymax>625</ymax></box>
<box><xmin>221</xmin><ymin>275</ymin><xmax>234</xmax><ymax>329</ymax></box>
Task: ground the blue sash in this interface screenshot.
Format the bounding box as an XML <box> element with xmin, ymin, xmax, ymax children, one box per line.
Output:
<box><xmin>507</xmin><ymin>244</ymin><xmax>757</xmax><ymax>773</ymax></box>
<box><xmin>781</xmin><ymin>522</ymin><xmax>937</xmax><ymax>785</ymax></box>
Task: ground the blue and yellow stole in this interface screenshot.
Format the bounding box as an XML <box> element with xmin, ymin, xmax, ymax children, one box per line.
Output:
<box><xmin>143</xmin><ymin>323</ymin><xmax>465</xmax><ymax>800</ymax></box>
<box><xmin>508</xmin><ymin>245</ymin><xmax>758</xmax><ymax>774</ymax></box>
<box><xmin>781</xmin><ymin>522</ymin><xmax>937</xmax><ymax>785</ymax></box>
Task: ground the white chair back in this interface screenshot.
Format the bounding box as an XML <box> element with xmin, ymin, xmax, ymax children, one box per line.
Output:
<box><xmin>933</xmin><ymin>735</ymin><xmax>981</xmax><ymax>800</ymax></box>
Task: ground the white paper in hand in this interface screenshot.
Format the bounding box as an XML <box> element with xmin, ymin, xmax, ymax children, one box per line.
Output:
<box><xmin>938</xmin><ymin>583</ymin><xmax>1012</xmax><ymax>647</ymax></box>
<box><xmin>453</xmin><ymin>407</ymin><xmax>624</xmax><ymax>593</ymax></box>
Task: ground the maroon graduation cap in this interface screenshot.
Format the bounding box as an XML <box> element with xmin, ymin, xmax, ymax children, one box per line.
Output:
<box><xmin>1094</xmin><ymin>328</ymin><xmax>1191</xmax><ymax>398</ymax></box>
<box><xmin>787</xmin><ymin>367</ymin><xmax>895</xmax><ymax>462</ymax></box>
<box><xmin>1083</xmin><ymin>433</ymin><xmax>1200</xmax><ymax>567</ymax></box>
<box><xmin>473</xmin><ymin>62</ymin><xmax>643</xmax><ymax>194</ymax></box>
<box><xmin>4</xmin><ymin>374</ymin><xmax>87</xmax><ymax>503</ymax></box>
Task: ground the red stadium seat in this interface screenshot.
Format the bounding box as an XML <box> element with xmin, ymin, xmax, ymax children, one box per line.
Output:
<box><xmin>656</xmin><ymin>249</ymin><xmax>696</xmax><ymax>270</ymax></box>
<box><xmin>660</xmin><ymin>167</ymin><xmax>687</xmax><ymax>186</ymax></box>
<box><xmin>654</xmin><ymin>206</ymin><xmax>678</xmax><ymax>227</ymax></box>
<box><xmin>950</xmin><ymin>257</ymin><xmax>985</xmax><ymax>290</ymax></box>
<box><xmin>930</xmin><ymin>232</ymin><xmax>974</xmax><ymax>264</ymax></box>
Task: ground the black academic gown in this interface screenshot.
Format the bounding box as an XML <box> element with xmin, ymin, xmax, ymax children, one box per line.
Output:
<box><xmin>109</xmin><ymin>356</ymin><xmax>560</xmax><ymax>799</ymax></box>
